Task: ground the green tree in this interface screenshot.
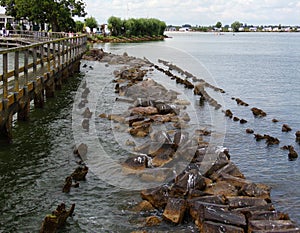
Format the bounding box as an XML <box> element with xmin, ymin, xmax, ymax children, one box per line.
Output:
<box><xmin>216</xmin><ymin>21</ymin><xmax>222</xmax><ymax>29</ymax></box>
<box><xmin>85</xmin><ymin>16</ymin><xmax>98</xmax><ymax>33</ymax></box>
<box><xmin>107</xmin><ymin>16</ymin><xmax>123</xmax><ymax>36</ymax></box>
<box><xmin>75</xmin><ymin>20</ymin><xmax>84</xmax><ymax>32</ymax></box>
<box><xmin>231</xmin><ymin>21</ymin><xmax>241</xmax><ymax>32</ymax></box>
<box><xmin>0</xmin><ymin>0</ymin><xmax>87</xmax><ymax>32</ymax></box>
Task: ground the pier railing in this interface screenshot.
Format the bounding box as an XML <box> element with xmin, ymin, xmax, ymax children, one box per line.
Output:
<box><xmin>0</xmin><ymin>33</ymin><xmax>87</xmax><ymax>140</ymax></box>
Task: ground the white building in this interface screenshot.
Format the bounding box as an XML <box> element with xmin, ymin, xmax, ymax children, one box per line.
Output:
<box><xmin>0</xmin><ymin>13</ymin><xmax>14</xmax><ymax>29</ymax></box>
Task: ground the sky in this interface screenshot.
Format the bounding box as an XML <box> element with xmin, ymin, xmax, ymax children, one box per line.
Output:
<box><xmin>1</xmin><ymin>0</ymin><xmax>300</xmax><ymax>26</ymax></box>
<box><xmin>80</xmin><ymin>0</ymin><xmax>300</xmax><ymax>26</ymax></box>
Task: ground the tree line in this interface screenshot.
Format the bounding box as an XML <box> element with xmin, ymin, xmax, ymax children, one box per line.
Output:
<box><xmin>0</xmin><ymin>0</ymin><xmax>86</xmax><ymax>32</ymax></box>
<box><xmin>107</xmin><ymin>16</ymin><xmax>166</xmax><ymax>37</ymax></box>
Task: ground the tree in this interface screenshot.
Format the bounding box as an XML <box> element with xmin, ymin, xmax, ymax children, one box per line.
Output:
<box><xmin>85</xmin><ymin>16</ymin><xmax>98</xmax><ymax>33</ymax></box>
<box><xmin>0</xmin><ymin>0</ymin><xmax>87</xmax><ymax>32</ymax></box>
<box><xmin>75</xmin><ymin>20</ymin><xmax>84</xmax><ymax>32</ymax></box>
<box><xmin>231</xmin><ymin>21</ymin><xmax>241</xmax><ymax>32</ymax></box>
<box><xmin>107</xmin><ymin>16</ymin><xmax>123</xmax><ymax>36</ymax></box>
<box><xmin>216</xmin><ymin>21</ymin><xmax>222</xmax><ymax>29</ymax></box>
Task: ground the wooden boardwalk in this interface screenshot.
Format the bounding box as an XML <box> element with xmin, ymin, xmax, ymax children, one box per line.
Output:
<box><xmin>0</xmin><ymin>31</ymin><xmax>87</xmax><ymax>141</ymax></box>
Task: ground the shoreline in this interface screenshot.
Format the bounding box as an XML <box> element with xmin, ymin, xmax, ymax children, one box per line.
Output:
<box><xmin>80</xmin><ymin>49</ymin><xmax>300</xmax><ymax>232</ymax></box>
<box><xmin>87</xmin><ymin>35</ymin><xmax>166</xmax><ymax>44</ymax></box>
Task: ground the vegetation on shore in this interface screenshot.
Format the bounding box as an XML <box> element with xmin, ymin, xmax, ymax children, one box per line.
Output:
<box><xmin>85</xmin><ymin>16</ymin><xmax>167</xmax><ymax>44</ymax></box>
<box><xmin>0</xmin><ymin>0</ymin><xmax>86</xmax><ymax>32</ymax></box>
<box><xmin>87</xmin><ymin>34</ymin><xmax>165</xmax><ymax>44</ymax></box>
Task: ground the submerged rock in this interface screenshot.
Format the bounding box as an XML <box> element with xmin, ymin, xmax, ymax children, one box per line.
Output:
<box><xmin>282</xmin><ymin>124</ymin><xmax>292</xmax><ymax>132</ymax></box>
<box><xmin>251</xmin><ymin>107</ymin><xmax>267</xmax><ymax>117</ymax></box>
<box><xmin>40</xmin><ymin>203</ymin><xmax>75</xmax><ymax>233</ymax></box>
<box><xmin>288</xmin><ymin>146</ymin><xmax>298</xmax><ymax>161</ymax></box>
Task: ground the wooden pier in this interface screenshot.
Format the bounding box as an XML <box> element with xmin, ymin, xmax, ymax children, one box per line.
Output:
<box><xmin>0</xmin><ymin>32</ymin><xmax>87</xmax><ymax>141</ymax></box>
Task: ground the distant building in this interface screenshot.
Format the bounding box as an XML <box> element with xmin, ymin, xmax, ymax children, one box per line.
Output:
<box><xmin>0</xmin><ymin>13</ymin><xmax>14</xmax><ymax>29</ymax></box>
<box><xmin>249</xmin><ymin>27</ymin><xmax>257</xmax><ymax>32</ymax></box>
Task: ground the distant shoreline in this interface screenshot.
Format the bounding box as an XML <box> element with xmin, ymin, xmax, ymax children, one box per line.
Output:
<box><xmin>87</xmin><ymin>35</ymin><xmax>165</xmax><ymax>44</ymax></box>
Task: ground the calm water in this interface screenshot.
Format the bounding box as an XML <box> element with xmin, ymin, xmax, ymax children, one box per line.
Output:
<box><xmin>0</xmin><ymin>32</ymin><xmax>299</xmax><ymax>232</ymax></box>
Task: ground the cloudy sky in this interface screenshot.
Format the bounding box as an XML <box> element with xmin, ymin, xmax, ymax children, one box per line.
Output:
<box><xmin>80</xmin><ymin>0</ymin><xmax>300</xmax><ymax>26</ymax></box>
<box><xmin>1</xmin><ymin>0</ymin><xmax>299</xmax><ymax>26</ymax></box>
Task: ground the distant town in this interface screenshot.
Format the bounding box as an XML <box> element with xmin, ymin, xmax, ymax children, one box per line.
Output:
<box><xmin>166</xmin><ymin>22</ymin><xmax>300</xmax><ymax>32</ymax></box>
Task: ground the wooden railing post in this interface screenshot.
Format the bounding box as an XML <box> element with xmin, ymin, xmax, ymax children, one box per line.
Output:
<box><xmin>24</xmin><ymin>50</ymin><xmax>29</xmax><ymax>85</ymax></box>
<box><xmin>47</xmin><ymin>43</ymin><xmax>51</xmax><ymax>72</ymax></box>
<box><xmin>3</xmin><ymin>53</ymin><xmax>8</xmax><ymax>98</ymax></box>
<box><xmin>40</xmin><ymin>44</ymin><xmax>44</xmax><ymax>68</ymax></box>
<box><xmin>52</xmin><ymin>41</ymin><xmax>56</xmax><ymax>69</ymax></box>
<box><xmin>33</xmin><ymin>46</ymin><xmax>37</xmax><ymax>77</ymax></box>
<box><xmin>62</xmin><ymin>40</ymin><xmax>65</xmax><ymax>65</ymax></box>
<box><xmin>14</xmin><ymin>51</ymin><xmax>19</xmax><ymax>92</ymax></box>
<box><xmin>57</xmin><ymin>41</ymin><xmax>61</xmax><ymax>67</ymax></box>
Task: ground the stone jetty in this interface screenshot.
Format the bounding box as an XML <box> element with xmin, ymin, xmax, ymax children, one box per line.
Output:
<box><xmin>83</xmin><ymin>49</ymin><xmax>300</xmax><ymax>233</ymax></box>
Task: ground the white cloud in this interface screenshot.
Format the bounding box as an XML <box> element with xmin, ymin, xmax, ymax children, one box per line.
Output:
<box><xmin>1</xmin><ymin>0</ymin><xmax>300</xmax><ymax>26</ymax></box>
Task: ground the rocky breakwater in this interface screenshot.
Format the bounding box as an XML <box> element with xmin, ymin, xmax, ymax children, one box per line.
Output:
<box><xmin>84</xmin><ymin>49</ymin><xmax>300</xmax><ymax>233</ymax></box>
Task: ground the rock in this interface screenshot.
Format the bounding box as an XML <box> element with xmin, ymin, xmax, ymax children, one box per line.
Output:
<box><xmin>148</xmin><ymin>143</ymin><xmax>176</xmax><ymax>158</ymax></box>
<box><xmin>162</xmin><ymin>198</ymin><xmax>186</xmax><ymax>224</ymax></box>
<box><xmin>264</xmin><ymin>135</ymin><xmax>280</xmax><ymax>145</ymax></box>
<box><xmin>145</xmin><ymin>216</ymin><xmax>162</xmax><ymax>227</ymax></box>
<box><xmin>155</xmin><ymin>103</ymin><xmax>177</xmax><ymax>115</ymax></box>
<box><xmin>141</xmin><ymin>185</ymin><xmax>170</xmax><ymax>209</ymax></box>
<box><xmin>130</xmin><ymin>106</ymin><xmax>158</xmax><ymax>116</ymax></box>
<box><xmin>204</xmin><ymin>181</ymin><xmax>238</xmax><ymax>197</ymax></box>
<box><xmin>99</xmin><ymin>113</ymin><xmax>107</xmax><ymax>118</ymax></box>
<box><xmin>251</xmin><ymin>107</ymin><xmax>267</xmax><ymax>117</ymax></box>
<box><xmin>254</xmin><ymin>134</ymin><xmax>265</xmax><ymax>141</ymax></box>
<box><xmin>150</xmin><ymin>114</ymin><xmax>173</xmax><ymax>123</ymax></box>
<box><xmin>227</xmin><ymin>196</ymin><xmax>268</xmax><ymax>209</ymax></box>
<box><xmin>240</xmin><ymin>119</ymin><xmax>248</xmax><ymax>124</ymax></box>
<box><xmin>82</xmin><ymin>119</ymin><xmax>89</xmax><ymax>130</ymax></box>
<box><xmin>133</xmin><ymin>200</ymin><xmax>155</xmax><ymax>212</ymax></box>
<box><xmin>248</xmin><ymin>220</ymin><xmax>298</xmax><ymax>232</ymax></box>
<box><xmin>296</xmin><ymin>131</ymin><xmax>300</xmax><ymax>142</ymax></box>
<box><xmin>181</xmin><ymin>112</ymin><xmax>191</xmax><ymax>122</ymax></box>
<box><xmin>233</xmin><ymin>116</ymin><xmax>240</xmax><ymax>121</ymax></box>
<box><xmin>201</xmin><ymin>221</ymin><xmax>245</xmax><ymax>233</ymax></box>
<box><xmin>190</xmin><ymin>202</ymin><xmax>246</xmax><ymax>228</ymax></box>
<box><xmin>210</xmin><ymin>161</ymin><xmax>245</xmax><ymax>180</ymax></box>
<box><xmin>247</xmin><ymin>210</ymin><xmax>290</xmax><ymax>221</ymax></box>
<box><xmin>107</xmin><ymin>114</ymin><xmax>125</xmax><ymax>123</ymax></box>
<box><xmin>123</xmin><ymin>155</ymin><xmax>149</xmax><ymax>173</ymax></box>
<box><xmin>174</xmin><ymin>99</ymin><xmax>191</xmax><ymax>105</ymax></box>
<box><xmin>62</xmin><ymin>176</ymin><xmax>73</xmax><ymax>193</ymax></box>
<box><xmin>173</xmin><ymin>131</ymin><xmax>189</xmax><ymax>147</ymax></box>
<box><xmin>140</xmin><ymin>168</ymin><xmax>172</xmax><ymax>183</ymax></box>
<box><xmin>39</xmin><ymin>203</ymin><xmax>75</xmax><ymax>233</ymax></box>
<box><xmin>131</xmin><ymin>119</ymin><xmax>153</xmax><ymax>127</ymax></box>
<box><xmin>150</xmin><ymin>130</ymin><xmax>173</xmax><ymax>144</ymax></box>
<box><xmin>282</xmin><ymin>124</ymin><xmax>292</xmax><ymax>132</ymax></box>
<box><xmin>235</xmin><ymin>98</ymin><xmax>249</xmax><ymax>107</ymax></box>
<box><xmin>73</xmin><ymin>143</ymin><xmax>88</xmax><ymax>159</ymax></box>
<box><xmin>82</xmin><ymin>107</ymin><xmax>93</xmax><ymax>118</ymax></box>
<box><xmin>170</xmin><ymin>170</ymin><xmax>206</xmax><ymax>197</ymax></box>
<box><xmin>272</xmin><ymin>118</ymin><xmax>279</xmax><ymax>123</ymax></box>
<box><xmin>125</xmin><ymin>115</ymin><xmax>145</xmax><ymax>126</ymax></box>
<box><xmin>246</xmin><ymin>128</ymin><xmax>254</xmax><ymax>134</ymax></box>
<box><xmin>129</xmin><ymin>123</ymin><xmax>151</xmax><ymax>137</ymax></box>
<box><xmin>288</xmin><ymin>146</ymin><xmax>298</xmax><ymax>160</ymax></box>
<box><xmin>152</xmin><ymin>151</ymin><xmax>174</xmax><ymax>167</ymax></box>
<box><xmin>225</xmin><ymin>109</ymin><xmax>233</xmax><ymax>118</ymax></box>
<box><xmin>125</xmin><ymin>139</ymin><xmax>136</xmax><ymax>146</ymax></box>
<box><xmin>71</xmin><ymin>166</ymin><xmax>88</xmax><ymax>181</ymax></box>
<box><xmin>239</xmin><ymin>182</ymin><xmax>271</xmax><ymax>201</ymax></box>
